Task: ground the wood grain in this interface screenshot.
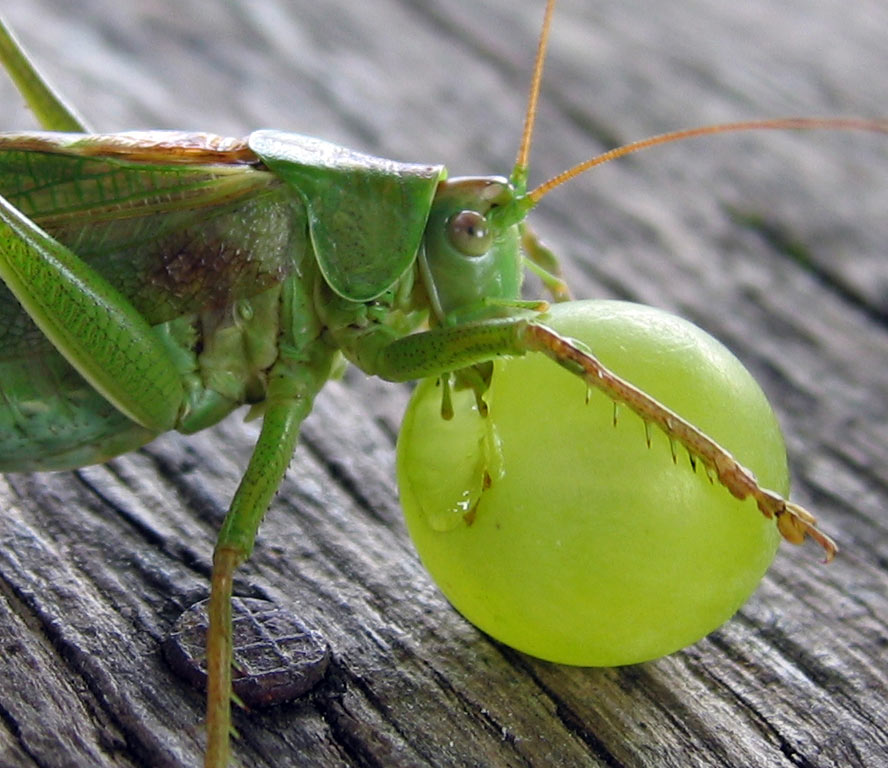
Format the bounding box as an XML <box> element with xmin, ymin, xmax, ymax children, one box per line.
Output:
<box><xmin>0</xmin><ymin>1</ymin><xmax>885</xmax><ymax>766</ymax></box>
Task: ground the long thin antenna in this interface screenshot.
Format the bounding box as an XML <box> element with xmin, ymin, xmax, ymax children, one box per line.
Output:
<box><xmin>528</xmin><ymin>117</ymin><xmax>888</xmax><ymax>203</ymax></box>
<box><xmin>513</xmin><ymin>0</ymin><xmax>558</xmax><ymax>188</ymax></box>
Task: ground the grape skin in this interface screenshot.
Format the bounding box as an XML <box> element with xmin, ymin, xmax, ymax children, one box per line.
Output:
<box><xmin>397</xmin><ymin>300</ymin><xmax>784</xmax><ymax>665</ymax></box>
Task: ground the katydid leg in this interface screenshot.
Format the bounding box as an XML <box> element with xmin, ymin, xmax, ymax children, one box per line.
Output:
<box><xmin>0</xmin><ymin>194</ymin><xmax>184</xmax><ymax>430</ymax></box>
<box><xmin>204</xmin><ymin>396</ymin><xmax>317</xmax><ymax>768</ymax></box>
<box><xmin>362</xmin><ymin>315</ymin><xmax>835</xmax><ymax>557</ymax></box>
<box><xmin>520</xmin><ymin>323</ymin><xmax>837</xmax><ymax>558</ymax></box>
<box><xmin>520</xmin><ymin>223</ymin><xmax>571</xmax><ymax>302</ymax></box>
<box><xmin>203</xmin><ymin>269</ymin><xmax>336</xmax><ymax>767</ymax></box>
<box><xmin>0</xmin><ymin>16</ymin><xmax>90</xmax><ymax>131</ymax></box>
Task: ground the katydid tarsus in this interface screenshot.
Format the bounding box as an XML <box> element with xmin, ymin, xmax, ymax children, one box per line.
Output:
<box><xmin>0</xmin><ymin>1</ymin><xmax>885</xmax><ymax>766</ymax></box>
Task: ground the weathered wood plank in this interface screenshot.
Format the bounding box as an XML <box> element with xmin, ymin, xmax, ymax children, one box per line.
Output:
<box><xmin>0</xmin><ymin>1</ymin><xmax>885</xmax><ymax>766</ymax></box>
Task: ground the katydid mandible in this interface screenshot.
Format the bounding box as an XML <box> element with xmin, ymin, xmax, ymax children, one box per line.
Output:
<box><xmin>0</xmin><ymin>1</ymin><xmax>884</xmax><ymax>766</ymax></box>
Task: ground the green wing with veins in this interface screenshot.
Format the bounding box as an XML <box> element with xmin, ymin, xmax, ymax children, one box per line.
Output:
<box><xmin>0</xmin><ymin>132</ymin><xmax>307</xmax><ymax>360</ymax></box>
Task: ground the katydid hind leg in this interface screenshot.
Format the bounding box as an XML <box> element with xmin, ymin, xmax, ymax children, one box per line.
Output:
<box><xmin>0</xmin><ymin>194</ymin><xmax>184</xmax><ymax>431</ymax></box>
<box><xmin>0</xmin><ymin>15</ymin><xmax>90</xmax><ymax>131</ymax></box>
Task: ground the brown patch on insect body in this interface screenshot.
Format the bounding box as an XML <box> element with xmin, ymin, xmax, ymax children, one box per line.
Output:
<box><xmin>146</xmin><ymin>190</ymin><xmax>306</xmax><ymax>315</ymax></box>
<box><xmin>151</xmin><ymin>229</ymin><xmax>254</xmax><ymax>308</ymax></box>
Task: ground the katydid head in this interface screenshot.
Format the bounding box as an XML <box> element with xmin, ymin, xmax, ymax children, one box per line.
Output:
<box><xmin>419</xmin><ymin>177</ymin><xmax>531</xmax><ymax>325</ymax></box>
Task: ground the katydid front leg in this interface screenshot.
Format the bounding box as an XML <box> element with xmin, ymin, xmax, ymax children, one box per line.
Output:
<box><xmin>520</xmin><ymin>223</ymin><xmax>571</xmax><ymax>302</ymax></box>
<box><xmin>360</xmin><ymin>315</ymin><xmax>836</xmax><ymax>559</ymax></box>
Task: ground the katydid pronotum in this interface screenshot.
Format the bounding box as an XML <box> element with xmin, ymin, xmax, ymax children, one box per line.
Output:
<box><xmin>0</xmin><ymin>1</ymin><xmax>885</xmax><ymax>767</ymax></box>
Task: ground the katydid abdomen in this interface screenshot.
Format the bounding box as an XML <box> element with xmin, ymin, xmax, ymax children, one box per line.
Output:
<box><xmin>0</xmin><ymin>348</ymin><xmax>155</xmax><ymax>470</ymax></box>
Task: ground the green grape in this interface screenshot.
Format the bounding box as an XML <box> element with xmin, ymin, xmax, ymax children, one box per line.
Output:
<box><xmin>397</xmin><ymin>300</ymin><xmax>786</xmax><ymax>666</ymax></box>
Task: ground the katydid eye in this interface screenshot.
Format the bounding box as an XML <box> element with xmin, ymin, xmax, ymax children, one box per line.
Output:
<box><xmin>446</xmin><ymin>210</ymin><xmax>492</xmax><ymax>257</ymax></box>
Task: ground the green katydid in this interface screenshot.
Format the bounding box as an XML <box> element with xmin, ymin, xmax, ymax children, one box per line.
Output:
<box><xmin>0</xmin><ymin>1</ymin><xmax>885</xmax><ymax>766</ymax></box>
